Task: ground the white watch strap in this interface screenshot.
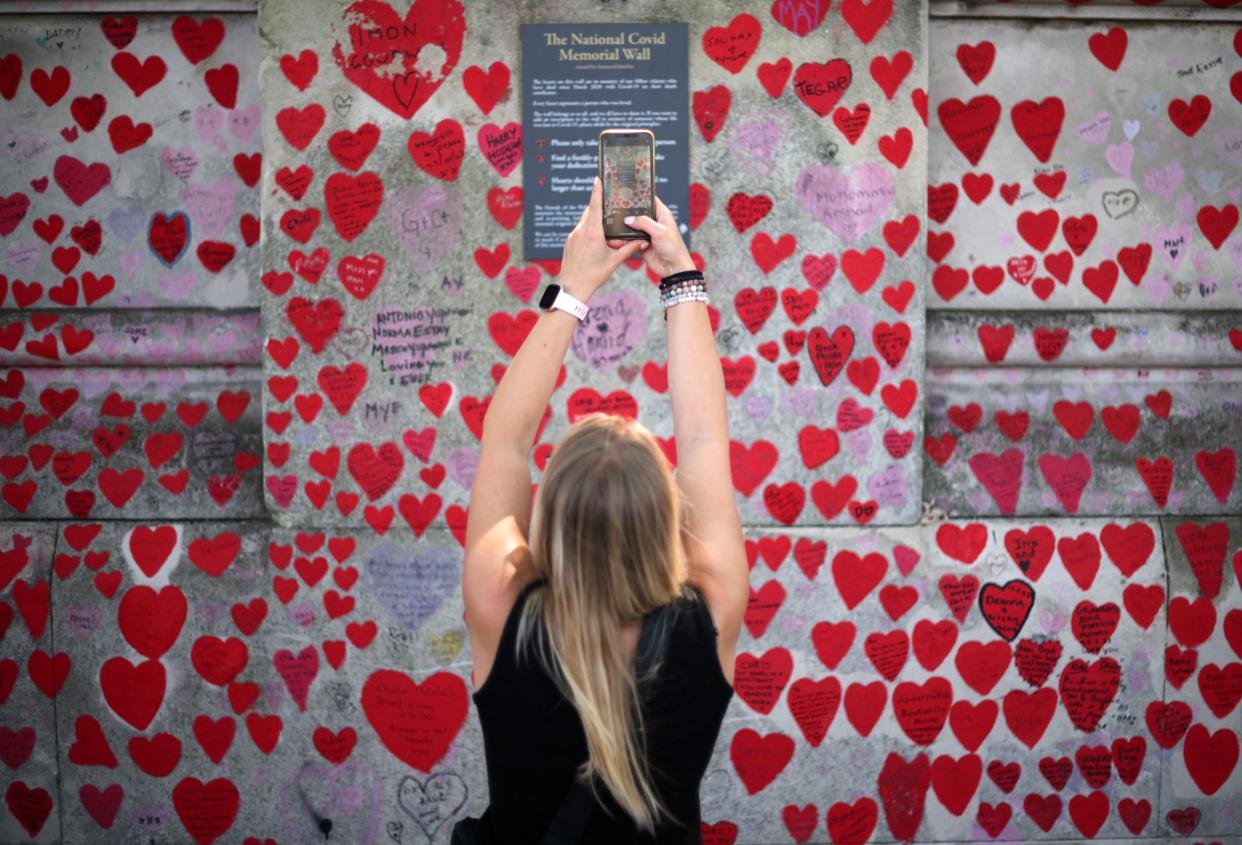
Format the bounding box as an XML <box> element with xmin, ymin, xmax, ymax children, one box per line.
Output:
<box><xmin>551</xmin><ymin>288</ymin><xmax>589</xmax><ymax>321</ymax></box>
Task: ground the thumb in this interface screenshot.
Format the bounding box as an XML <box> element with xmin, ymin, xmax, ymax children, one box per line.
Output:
<box><xmin>623</xmin><ymin>214</ymin><xmax>660</xmax><ymax>236</ymax></box>
<box><xmin>609</xmin><ymin>238</ymin><xmax>647</xmax><ymax>269</ymax></box>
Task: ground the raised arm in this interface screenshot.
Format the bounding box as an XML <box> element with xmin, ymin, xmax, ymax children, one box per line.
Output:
<box><xmin>615</xmin><ymin>199</ymin><xmax>749</xmax><ymax>679</ymax></box>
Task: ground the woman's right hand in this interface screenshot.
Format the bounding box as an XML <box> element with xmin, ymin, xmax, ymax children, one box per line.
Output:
<box><xmin>607</xmin><ymin>195</ymin><xmax>697</xmax><ymax>277</ymax></box>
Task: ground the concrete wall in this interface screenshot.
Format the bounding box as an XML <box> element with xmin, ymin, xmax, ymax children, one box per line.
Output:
<box><xmin>0</xmin><ymin>1</ymin><xmax>1239</xmax><ymax>844</ymax></box>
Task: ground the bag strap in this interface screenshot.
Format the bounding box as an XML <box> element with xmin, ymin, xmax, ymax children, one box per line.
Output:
<box><xmin>540</xmin><ymin>602</ymin><xmax>673</xmax><ymax>845</ymax></box>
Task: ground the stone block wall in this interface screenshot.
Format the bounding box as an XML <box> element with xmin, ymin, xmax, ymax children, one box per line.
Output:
<box><xmin>0</xmin><ymin>1</ymin><xmax>1239</xmax><ymax>844</ymax></box>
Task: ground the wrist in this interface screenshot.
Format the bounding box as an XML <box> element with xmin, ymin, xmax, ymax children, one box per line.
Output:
<box><xmin>558</xmin><ymin>282</ymin><xmax>593</xmax><ymax>303</ymax></box>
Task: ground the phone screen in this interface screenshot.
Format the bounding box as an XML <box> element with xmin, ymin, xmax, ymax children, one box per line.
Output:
<box><xmin>599</xmin><ymin>131</ymin><xmax>654</xmax><ymax>240</ymax></box>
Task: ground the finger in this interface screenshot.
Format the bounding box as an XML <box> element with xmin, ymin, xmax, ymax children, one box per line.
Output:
<box><xmin>654</xmin><ymin>196</ymin><xmax>676</xmax><ymax>226</ymax></box>
<box><xmin>609</xmin><ymin>238</ymin><xmax>647</xmax><ymax>269</ymax></box>
<box><xmin>584</xmin><ymin>175</ymin><xmax>603</xmax><ymax>227</ymax></box>
<box><xmin>624</xmin><ymin>214</ymin><xmax>663</xmax><ymax>236</ymax></box>
<box><xmin>574</xmin><ymin>177</ymin><xmax>600</xmax><ymax>229</ymax></box>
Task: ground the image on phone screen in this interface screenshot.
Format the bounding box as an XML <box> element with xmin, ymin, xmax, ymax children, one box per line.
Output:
<box><xmin>601</xmin><ymin>135</ymin><xmax>653</xmax><ymax>237</ymax></box>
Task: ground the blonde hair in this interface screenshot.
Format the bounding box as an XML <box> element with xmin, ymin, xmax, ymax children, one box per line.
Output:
<box><xmin>516</xmin><ymin>412</ymin><xmax>689</xmax><ymax>834</ymax></box>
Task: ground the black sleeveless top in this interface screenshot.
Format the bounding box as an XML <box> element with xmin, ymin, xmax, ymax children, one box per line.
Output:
<box><xmin>472</xmin><ymin>578</ymin><xmax>734</xmax><ymax>844</ymax></box>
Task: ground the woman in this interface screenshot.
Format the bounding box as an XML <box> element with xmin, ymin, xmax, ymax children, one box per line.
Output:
<box><xmin>461</xmin><ymin>176</ymin><xmax>748</xmax><ymax>843</ymax></box>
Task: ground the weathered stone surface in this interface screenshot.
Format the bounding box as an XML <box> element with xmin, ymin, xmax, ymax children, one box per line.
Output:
<box><xmin>924</xmin><ymin>367</ymin><xmax>1241</xmax><ymax>517</ymax></box>
<box><xmin>0</xmin><ymin>310</ymin><xmax>262</xmax><ymax>368</ymax></box>
<box><xmin>1</xmin><ymin>2</ymin><xmax>1240</xmax><ymax>844</ymax></box>
<box><xmin>0</xmin><ymin>366</ymin><xmax>264</xmax><ymax>520</ymax></box>
<box><xmin>927</xmin><ymin>17</ymin><xmax>1242</xmax><ymax>311</ymax></box>
<box><xmin>0</xmin><ymin>14</ymin><xmax>261</xmax><ymax>310</ymax></box>
<box><xmin>258</xmin><ymin>0</ymin><xmax>929</xmax><ymax>528</ymax></box>
<box><xmin>1156</xmin><ymin>516</ymin><xmax>1242</xmax><ymax>839</ymax></box>
<box><xmin>928</xmin><ymin>310</ymin><xmax>1242</xmax><ymax>368</ymax></box>
<box><xmin>0</xmin><ymin>523</ymin><xmax>61</xmax><ymax>845</ymax></box>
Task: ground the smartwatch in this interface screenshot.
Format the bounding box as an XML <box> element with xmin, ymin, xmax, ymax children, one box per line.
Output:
<box><xmin>538</xmin><ymin>284</ymin><xmax>589</xmax><ymax>321</ymax></box>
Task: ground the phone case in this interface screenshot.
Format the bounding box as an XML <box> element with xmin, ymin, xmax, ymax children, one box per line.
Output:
<box><xmin>599</xmin><ymin>130</ymin><xmax>655</xmax><ymax>240</ymax></box>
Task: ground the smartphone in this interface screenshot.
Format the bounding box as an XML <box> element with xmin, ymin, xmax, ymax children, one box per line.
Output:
<box><xmin>598</xmin><ymin>129</ymin><xmax>655</xmax><ymax>240</ymax></box>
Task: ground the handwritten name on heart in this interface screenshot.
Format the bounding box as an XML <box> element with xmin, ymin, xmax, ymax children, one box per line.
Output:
<box><xmin>331</xmin><ymin>0</ymin><xmax>466</xmax><ymax>120</ymax></box>
<box><xmin>387</xmin><ymin>185</ymin><xmax>463</xmax><ymax>271</ymax></box>
<box><xmin>797</xmin><ymin>163</ymin><xmax>895</xmax><ymax>242</ymax></box>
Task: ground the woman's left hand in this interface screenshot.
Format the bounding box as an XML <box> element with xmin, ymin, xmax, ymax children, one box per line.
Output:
<box><xmin>558</xmin><ymin>176</ymin><xmax>648</xmax><ymax>300</ymax></box>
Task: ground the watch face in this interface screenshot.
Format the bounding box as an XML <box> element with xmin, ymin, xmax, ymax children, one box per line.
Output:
<box><xmin>539</xmin><ymin>284</ymin><xmax>561</xmax><ymax>309</ymax></box>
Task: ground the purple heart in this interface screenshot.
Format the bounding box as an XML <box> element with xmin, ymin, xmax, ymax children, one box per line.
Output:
<box><xmin>445</xmin><ymin>447</ymin><xmax>479</xmax><ymax>491</ymax></box>
<box><xmin>288</xmin><ymin>602</ymin><xmax>317</xmax><ymax>628</ymax></box>
<box><xmin>194</xmin><ymin>599</ymin><xmax>228</xmax><ymax>628</ymax></box>
<box><xmin>66</xmin><ymin>604</ymin><xmax>101</xmax><ymax>638</ymax></box>
<box><xmin>181</xmin><ymin>178</ymin><xmax>236</xmax><ymax>239</ymax></box>
<box><xmin>325</xmin><ymin>419</ymin><xmax>355</xmax><ymax>443</ymax></box>
<box><xmin>796</xmin><ymin>162</ymin><xmax>895</xmax><ymax>242</ymax></box>
<box><xmin>387</xmin><ymin>185</ymin><xmax>464</xmax><ymax>271</ymax></box>
<box><xmin>570</xmin><ymin>289</ymin><xmax>646</xmax><ymax>371</ymax></box>
<box><xmin>780</xmin><ymin>387</ymin><xmax>819</xmax><ymax>420</ymax></box>
<box><xmin>130</xmin><ymin>803</ymin><xmax>172</xmax><ymax>835</ymax></box>
<box><xmin>362</xmin><ymin>541</ymin><xmax>457</xmax><ymax>630</ymax></box>
<box><xmin>107</xmin><ymin>206</ymin><xmax>146</xmax><ymax>243</ymax></box>
<box><xmin>4</xmin><ymin>240</ymin><xmax>39</xmax><ymax>272</ymax></box>
<box><xmin>1076</xmin><ymin>111</ymin><xmax>1111</xmax><ymax>144</ymax></box>
<box><xmin>746</xmin><ymin>395</ymin><xmax>773</xmax><ymax>424</ymax></box>
<box><xmin>867</xmin><ymin>464</ymin><xmax>908</xmax><ymax>507</ymax></box>
<box><xmin>280</xmin><ymin>761</ymin><xmax>383</xmax><ymax>845</ymax></box>
<box><xmin>734</xmin><ymin>114</ymin><xmax>785</xmax><ymax>162</ymax></box>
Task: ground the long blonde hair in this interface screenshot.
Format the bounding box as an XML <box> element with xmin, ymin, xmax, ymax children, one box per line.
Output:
<box><xmin>516</xmin><ymin>412</ymin><xmax>689</xmax><ymax>833</ymax></box>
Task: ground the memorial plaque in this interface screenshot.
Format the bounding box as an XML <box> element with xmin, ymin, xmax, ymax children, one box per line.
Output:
<box><xmin>521</xmin><ymin>23</ymin><xmax>690</xmax><ymax>259</ymax></box>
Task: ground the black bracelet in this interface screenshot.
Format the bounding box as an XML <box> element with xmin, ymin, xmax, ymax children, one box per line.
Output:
<box><xmin>659</xmin><ymin>269</ymin><xmax>703</xmax><ymax>290</ymax></box>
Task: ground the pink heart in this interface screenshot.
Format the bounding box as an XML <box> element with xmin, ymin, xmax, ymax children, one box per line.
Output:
<box><xmin>228</xmin><ymin>106</ymin><xmax>259</xmax><ymax>142</ymax></box>
<box><xmin>570</xmin><ymin>289</ymin><xmax>646</xmax><ymax>372</ymax></box>
<box><xmin>161</xmin><ymin>147</ymin><xmax>198</xmax><ymax>181</ymax></box>
<box><xmin>181</xmin><ymin>177</ymin><xmax>236</xmax><ymax>239</ymax></box>
<box><xmin>796</xmin><ymin>162</ymin><xmax>895</xmax><ymax>242</ymax></box>
<box><xmin>846</xmin><ymin>430</ymin><xmax>872</xmax><ymax>462</ymax></box>
<box><xmin>892</xmin><ymin>544</ymin><xmax>920</xmax><ymax>577</ymax></box>
<box><xmin>476</xmin><ymin>121</ymin><xmax>522</xmax><ymax>177</ymax></box>
<box><xmin>1144</xmin><ymin>160</ymin><xmax>1183</xmax><ymax>200</ymax></box>
<box><xmin>194</xmin><ymin>104</ymin><xmax>224</xmax><ymax>142</ymax></box>
<box><xmin>160</xmin><ymin>272</ymin><xmax>198</xmax><ymax>302</ymax></box>
<box><xmin>1104</xmin><ymin>142</ymin><xmax>1133</xmax><ymax>178</ymax></box>
<box><xmin>148</xmin><ymin>369</ymin><xmax>185</xmax><ymax>393</ymax></box>
<box><xmin>118</xmin><ymin>249</ymin><xmax>144</xmax><ymax>280</ymax></box>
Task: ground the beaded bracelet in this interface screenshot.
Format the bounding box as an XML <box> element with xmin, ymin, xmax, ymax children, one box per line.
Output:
<box><xmin>659</xmin><ymin>269</ymin><xmax>704</xmax><ymax>291</ymax></box>
<box><xmin>662</xmin><ymin>290</ymin><xmax>710</xmax><ymax>321</ymax></box>
<box><xmin>660</xmin><ymin>280</ymin><xmax>706</xmax><ymax>298</ymax></box>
